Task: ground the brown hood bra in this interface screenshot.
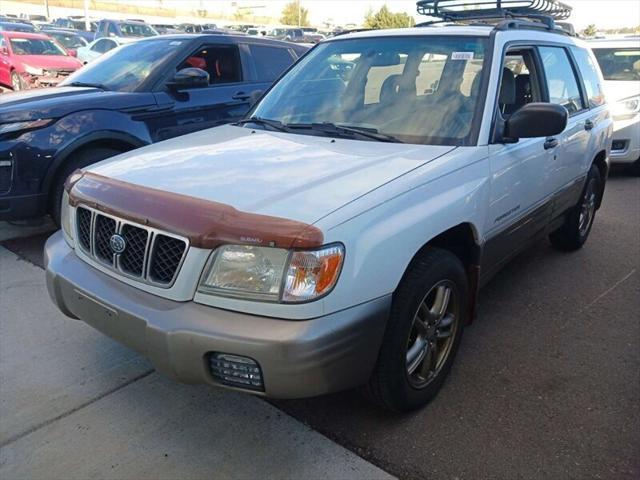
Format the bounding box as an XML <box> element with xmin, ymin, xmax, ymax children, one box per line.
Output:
<box><xmin>65</xmin><ymin>171</ymin><xmax>324</xmax><ymax>250</ymax></box>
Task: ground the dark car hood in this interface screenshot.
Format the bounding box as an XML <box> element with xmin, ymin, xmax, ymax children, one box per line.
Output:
<box><xmin>0</xmin><ymin>87</ymin><xmax>156</xmax><ymax>123</ymax></box>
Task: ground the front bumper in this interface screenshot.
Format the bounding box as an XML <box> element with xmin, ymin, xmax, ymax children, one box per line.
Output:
<box><xmin>45</xmin><ymin>232</ymin><xmax>390</xmax><ymax>399</ymax></box>
<box><xmin>0</xmin><ymin>192</ymin><xmax>47</xmax><ymax>220</ymax></box>
<box><xmin>611</xmin><ymin>116</ymin><xmax>640</xmax><ymax>164</ymax></box>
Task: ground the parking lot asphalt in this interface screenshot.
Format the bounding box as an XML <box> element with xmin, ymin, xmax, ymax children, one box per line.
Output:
<box><xmin>0</xmin><ymin>172</ymin><xmax>638</xmax><ymax>480</ymax></box>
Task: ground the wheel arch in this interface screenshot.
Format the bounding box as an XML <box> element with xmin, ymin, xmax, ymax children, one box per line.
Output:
<box><xmin>591</xmin><ymin>149</ymin><xmax>608</xmax><ymax>209</ymax></box>
<box><xmin>404</xmin><ymin>222</ymin><xmax>483</xmax><ymax>324</ymax></box>
<box><xmin>43</xmin><ymin>131</ymin><xmax>147</xmax><ymax>194</ymax></box>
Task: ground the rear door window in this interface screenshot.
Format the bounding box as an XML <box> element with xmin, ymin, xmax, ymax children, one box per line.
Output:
<box><xmin>249</xmin><ymin>44</ymin><xmax>294</xmax><ymax>81</ymax></box>
<box><xmin>539</xmin><ymin>46</ymin><xmax>586</xmax><ymax>115</ymax></box>
<box><xmin>571</xmin><ymin>47</ymin><xmax>606</xmax><ymax>107</ymax></box>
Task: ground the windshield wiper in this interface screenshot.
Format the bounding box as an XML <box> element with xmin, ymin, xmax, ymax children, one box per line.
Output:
<box><xmin>66</xmin><ymin>81</ymin><xmax>109</xmax><ymax>91</ymax></box>
<box><xmin>236</xmin><ymin>117</ymin><xmax>290</xmax><ymax>133</ymax></box>
<box><xmin>287</xmin><ymin>122</ymin><xmax>403</xmax><ymax>143</ymax></box>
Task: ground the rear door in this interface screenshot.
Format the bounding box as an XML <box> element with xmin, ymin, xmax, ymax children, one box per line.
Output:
<box><xmin>538</xmin><ymin>45</ymin><xmax>591</xmax><ymax>206</ymax></box>
<box><xmin>148</xmin><ymin>41</ymin><xmax>252</xmax><ymax>141</ymax></box>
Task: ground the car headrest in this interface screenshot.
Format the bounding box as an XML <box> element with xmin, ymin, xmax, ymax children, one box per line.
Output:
<box><xmin>380</xmin><ymin>74</ymin><xmax>402</xmax><ymax>103</ymax></box>
<box><xmin>499</xmin><ymin>67</ymin><xmax>516</xmax><ymax>105</ymax></box>
<box><xmin>515</xmin><ymin>73</ymin><xmax>531</xmax><ymax>96</ymax></box>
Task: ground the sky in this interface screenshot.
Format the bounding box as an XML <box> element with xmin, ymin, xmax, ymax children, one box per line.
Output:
<box><xmin>114</xmin><ymin>0</ymin><xmax>640</xmax><ymax>29</ymax></box>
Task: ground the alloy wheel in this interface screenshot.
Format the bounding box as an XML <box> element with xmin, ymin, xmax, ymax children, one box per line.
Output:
<box><xmin>406</xmin><ymin>280</ymin><xmax>460</xmax><ymax>389</ymax></box>
<box><xmin>578</xmin><ymin>178</ymin><xmax>597</xmax><ymax>237</ymax></box>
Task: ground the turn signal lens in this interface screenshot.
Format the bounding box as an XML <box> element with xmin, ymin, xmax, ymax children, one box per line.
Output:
<box><xmin>282</xmin><ymin>244</ymin><xmax>344</xmax><ymax>303</ymax></box>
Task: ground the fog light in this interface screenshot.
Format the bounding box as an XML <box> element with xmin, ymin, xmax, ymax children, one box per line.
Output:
<box><xmin>209</xmin><ymin>353</ymin><xmax>264</xmax><ymax>391</ymax></box>
<box><xmin>612</xmin><ymin>140</ymin><xmax>627</xmax><ymax>152</ymax></box>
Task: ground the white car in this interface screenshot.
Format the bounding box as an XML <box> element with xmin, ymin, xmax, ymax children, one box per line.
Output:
<box><xmin>76</xmin><ymin>37</ymin><xmax>135</xmax><ymax>64</ymax></box>
<box><xmin>46</xmin><ymin>7</ymin><xmax>613</xmax><ymax>412</ymax></box>
<box><xmin>590</xmin><ymin>38</ymin><xmax>640</xmax><ymax>174</ymax></box>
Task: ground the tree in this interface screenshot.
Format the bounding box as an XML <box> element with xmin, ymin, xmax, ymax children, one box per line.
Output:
<box><xmin>582</xmin><ymin>24</ymin><xmax>598</xmax><ymax>37</ymax></box>
<box><xmin>280</xmin><ymin>1</ymin><xmax>310</xmax><ymax>27</ymax></box>
<box><xmin>364</xmin><ymin>5</ymin><xmax>415</xmax><ymax>30</ymax></box>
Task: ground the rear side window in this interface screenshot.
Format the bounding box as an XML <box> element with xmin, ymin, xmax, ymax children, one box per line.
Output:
<box><xmin>249</xmin><ymin>44</ymin><xmax>294</xmax><ymax>81</ymax></box>
<box><xmin>571</xmin><ymin>47</ymin><xmax>606</xmax><ymax>107</ymax></box>
<box><xmin>539</xmin><ymin>46</ymin><xmax>585</xmax><ymax>115</ymax></box>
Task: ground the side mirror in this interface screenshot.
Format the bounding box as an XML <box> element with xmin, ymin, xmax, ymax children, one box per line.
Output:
<box><xmin>168</xmin><ymin>67</ymin><xmax>209</xmax><ymax>90</ymax></box>
<box><xmin>505</xmin><ymin>102</ymin><xmax>568</xmax><ymax>140</ymax></box>
<box><xmin>249</xmin><ymin>89</ymin><xmax>264</xmax><ymax>107</ymax></box>
<box><xmin>67</xmin><ymin>49</ymin><xmax>77</xmax><ymax>57</ymax></box>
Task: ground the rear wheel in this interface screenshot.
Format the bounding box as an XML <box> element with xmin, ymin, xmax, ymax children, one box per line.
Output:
<box><xmin>365</xmin><ymin>248</ymin><xmax>468</xmax><ymax>412</ymax></box>
<box><xmin>11</xmin><ymin>71</ymin><xmax>23</xmax><ymax>91</ymax></box>
<box><xmin>50</xmin><ymin>147</ymin><xmax>122</xmax><ymax>226</ymax></box>
<box><xmin>549</xmin><ymin>164</ymin><xmax>602</xmax><ymax>251</ymax></box>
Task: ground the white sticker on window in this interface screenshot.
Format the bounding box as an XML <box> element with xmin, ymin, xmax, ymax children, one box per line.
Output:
<box><xmin>451</xmin><ymin>52</ymin><xmax>474</xmax><ymax>60</ymax></box>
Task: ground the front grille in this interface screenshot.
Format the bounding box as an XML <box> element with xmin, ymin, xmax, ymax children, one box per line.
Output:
<box><xmin>75</xmin><ymin>206</ymin><xmax>188</xmax><ymax>287</ymax></box>
<box><xmin>0</xmin><ymin>159</ymin><xmax>13</xmax><ymax>194</ymax></box>
<box><xmin>120</xmin><ymin>225</ymin><xmax>148</xmax><ymax>276</ymax></box>
<box><xmin>149</xmin><ymin>235</ymin><xmax>187</xmax><ymax>284</ymax></box>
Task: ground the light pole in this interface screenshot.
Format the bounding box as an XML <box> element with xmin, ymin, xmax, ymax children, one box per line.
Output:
<box><xmin>84</xmin><ymin>0</ymin><xmax>90</xmax><ymax>31</ymax></box>
<box><xmin>44</xmin><ymin>0</ymin><xmax>50</xmax><ymax>19</ymax></box>
<box><xmin>298</xmin><ymin>0</ymin><xmax>301</xmax><ymax>26</ymax></box>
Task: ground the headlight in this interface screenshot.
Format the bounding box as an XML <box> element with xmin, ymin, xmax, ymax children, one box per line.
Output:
<box><xmin>23</xmin><ymin>64</ymin><xmax>44</xmax><ymax>76</ymax></box>
<box><xmin>60</xmin><ymin>190</ymin><xmax>74</xmax><ymax>246</ymax></box>
<box><xmin>0</xmin><ymin>119</ymin><xmax>54</xmax><ymax>137</ymax></box>
<box><xmin>612</xmin><ymin>95</ymin><xmax>640</xmax><ymax>120</ymax></box>
<box><xmin>198</xmin><ymin>243</ymin><xmax>344</xmax><ymax>303</ymax></box>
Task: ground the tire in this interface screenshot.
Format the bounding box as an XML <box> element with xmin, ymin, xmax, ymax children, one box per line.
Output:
<box><xmin>549</xmin><ymin>164</ymin><xmax>602</xmax><ymax>252</ymax></box>
<box><xmin>11</xmin><ymin>71</ymin><xmax>23</xmax><ymax>91</ymax></box>
<box><xmin>364</xmin><ymin>247</ymin><xmax>468</xmax><ymax>412</ymax></box>
<box><xmin>50</xmin><ymin>147</ymin><xmax>122</xmax><ymax>226</ymax></box>
<box><xmin>630</xmin><ymin>158</ymin><xmax>640</xmax><ymax>177</ymax></box>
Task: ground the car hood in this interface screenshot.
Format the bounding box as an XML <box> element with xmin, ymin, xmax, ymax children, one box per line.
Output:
<box><xmin>89</xmin><ymin>125</ymin><xmax>456</xmax><ymax>225</ymax></box>
<box><xmin>603</xmin><ymin>80</ymin><xmax>640</xmax><ymax>102</ymax></box>
<box><xmin>16</xmin><ymin>54</ymin><xmax>82</xmax><ymax>70</ymax></box>
<box><xmin>0</xmin><ymin>87</ymin><xmax>156</xmax><ymax>123</ymax></box>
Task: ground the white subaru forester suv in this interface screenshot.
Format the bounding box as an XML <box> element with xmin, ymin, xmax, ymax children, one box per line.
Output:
<box><xmin>46</xmin><ymin>6</ymin><xmax>613</xmax><ymax>411</ymax></box>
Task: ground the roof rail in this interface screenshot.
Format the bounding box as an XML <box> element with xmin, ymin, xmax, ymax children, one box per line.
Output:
<box><xmin>415</xmin><ymin>0</ymin><xmax>575</xmax><ymax>35</ymax></box>
<box><xmin>332</xmin><ymin>28</ymin><xmax>375</xmax><ymax>37</ymax></box>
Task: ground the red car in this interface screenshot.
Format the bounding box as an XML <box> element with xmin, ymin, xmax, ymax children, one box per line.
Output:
<box><xmin>0</xmin><ymin>31</ymin><xmax>82</xmax><ymax>91</ymax></box>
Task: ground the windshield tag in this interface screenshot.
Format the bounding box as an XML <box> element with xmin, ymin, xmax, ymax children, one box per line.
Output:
<box><xmin>451</xmin><ymin>52</ymin><xmax>474</xmax><ymax>60</ymax></box>
<box><xmin>169</xmin><ymin>41</ymin><xmax>183</xmax><ymax>46</ymax></box>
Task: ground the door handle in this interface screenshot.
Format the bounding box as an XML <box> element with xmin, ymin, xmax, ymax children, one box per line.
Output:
<box><xmin>232</xmin><ymin>91</ymin><xmax>250</xmax><ymax>101</ymax></box>
<box><xmin>584</xmin><ymin>120</ymin><xmax>594</xmax><ymax>131</ymax></box>
<box><xmin>544</xmin><ymin>137</ymin><xmax>559</xmax><ymax>150</ymax></box>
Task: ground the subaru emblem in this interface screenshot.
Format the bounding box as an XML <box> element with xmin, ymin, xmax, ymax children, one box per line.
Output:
<box><xmin>109</xmin><ymin>234</ymin><xmax>126</xmax><ymax>254</ymax></box>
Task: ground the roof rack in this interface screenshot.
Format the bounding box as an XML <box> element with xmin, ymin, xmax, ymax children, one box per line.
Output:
<box><xmin>415</xmin><ymin>0</ymin><xmax>574</xmax><ymax>34</ymax></box>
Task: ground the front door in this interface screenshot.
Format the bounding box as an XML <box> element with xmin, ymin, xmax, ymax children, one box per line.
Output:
<box><xmin>148</xmin><ymin>43</ymin><xmax>253</xmax><ymax>142</ymax></box>
<box><xmin>483</xmin><ymin>47</ymin><xmax>559</xmax><ymax>277</ymax></box>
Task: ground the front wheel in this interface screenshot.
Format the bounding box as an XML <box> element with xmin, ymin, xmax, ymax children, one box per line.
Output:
<box><xmin>364</xmin><ymin>248</ymin><xmax>468</xmax><ymax>412</ymax></box>
<box><xmin>549</xmin><ymin>164</ymin><xmax>602</xmax><ymax>251</ymax></box>
<box><xmin>11</xmin><ymin>71</ymin><xmax>23</xmax><ymax>91</ymax></box>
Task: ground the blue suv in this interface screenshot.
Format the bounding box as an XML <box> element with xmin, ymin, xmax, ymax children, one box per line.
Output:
<box><xmin>0</xmin><ymin>34</ymin><xmax>308</xmax><ymax>224</ymax></box>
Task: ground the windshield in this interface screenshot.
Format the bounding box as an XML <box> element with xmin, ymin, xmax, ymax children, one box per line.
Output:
<box><xmin>9</xmin><ymin>37</ymin><xmax>67</xmax><ymax>55</ymax></box>
<box><xmin>48</xmin><ymin>32</ymin><xmax>87</xmax><ymax>49</ymax></box>
<box><xmin>592</xmin><ymin>47</ymin><xmax>640</xmax><ymax>81</ymax></box>
<box><xmin>61</xmin><ymin>39</ymin><xmax>182</xmax><ymax>91</ymax></box>
<box><xmin>251</xmin><ymin>36</ymin><xmax>488</xmax><ymax>145</ymax></box>
<box><xmin>120</xmin><ymin>22</ymin><xmax>157</xmax><ymax>37</ymax></box>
